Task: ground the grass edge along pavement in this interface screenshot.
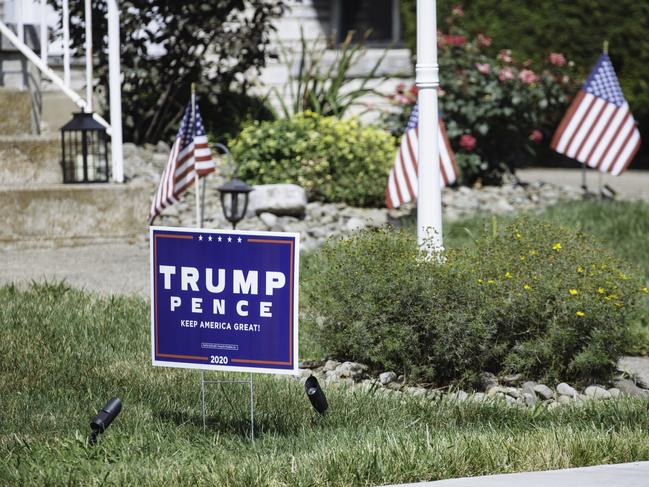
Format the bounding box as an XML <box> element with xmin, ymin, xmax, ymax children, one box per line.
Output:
<box><xmin>2</xmin><ymin>282</ymin><xmax>649</xmax><ymax>485</ymax></box>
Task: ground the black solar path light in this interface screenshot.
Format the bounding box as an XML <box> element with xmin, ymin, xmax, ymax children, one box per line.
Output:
<box><xmin>305</xmin><ymin>376</ymin><xmax>328</xmax><ymax>415</ymax></box>
<box><xmin>89</xmin><ymin>397</ymin><xmax>122</xmax><ymax>445</ymax></box>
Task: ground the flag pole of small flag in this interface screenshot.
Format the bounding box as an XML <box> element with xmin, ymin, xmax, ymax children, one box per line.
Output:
<box><xmin>148</xmin><ymin>88</ymin><xmax>215</xmax><ymax>225</ymax></box>
<box><xmin>551</xmin><ymin>48</ymin><xmax>641</xmax><ymax>176</ymax></box>
<box><xmin>385</xmin><ymin>103</ymin><xmax>458</xmax><ymax>209</ymax></box>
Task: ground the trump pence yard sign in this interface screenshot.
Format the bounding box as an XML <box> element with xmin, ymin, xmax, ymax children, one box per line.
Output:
<box><xmin>150</xmin><ymin>226</ymin><xmax>299</xmax><ymax>375</ymax></box>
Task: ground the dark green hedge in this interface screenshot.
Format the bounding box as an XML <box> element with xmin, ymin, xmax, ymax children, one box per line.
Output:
<box><xmin>401</xmin><ymin>0</ymin><xmax>649</xmax><ymax>162</ymax></box>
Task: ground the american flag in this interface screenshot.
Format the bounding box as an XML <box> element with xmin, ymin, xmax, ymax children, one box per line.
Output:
<box><xmin>551</xmin><ymin>53</ymin><xmax>641</xmax><ymax>175</ymax></box>
<box><xmin>385</xmin><ymin>103</ymin><xmax>458</xmax><ymax>209</ymax></box>
<box><xmin>149</xmin><ymin>98</ymin><xmax>215</xmax><ymax>224</ymax></box>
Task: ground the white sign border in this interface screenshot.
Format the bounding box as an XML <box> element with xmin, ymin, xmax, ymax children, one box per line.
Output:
<box><xmin>149</xmin><ymin>225</ymin><xmax>300</xmax><ymax>376</ymax></box>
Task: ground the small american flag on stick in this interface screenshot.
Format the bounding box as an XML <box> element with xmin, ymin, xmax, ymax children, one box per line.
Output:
<box><xmin>551</xmin><ymin>53</ymin><xmax>641</xmax><ymax>175</ymax></box>
<box><xmin>149</xmin><ymin>98</ymin><xmax>215</xmax><ymax>224</ymax></box>
<box><xmin>385</xmin><ymin>103</ymin><xmax>458</xmax><ymax>209</ymax></box>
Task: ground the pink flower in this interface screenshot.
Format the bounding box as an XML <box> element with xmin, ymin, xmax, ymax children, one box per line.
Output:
<box><xmin>476</xmin><ymin>33</ymin><xmax>492</xmax><ymax>47</ymax></box>
<box><xmin>548</xmin><ymin>53</ymin><xmax>566</xmax><ymax>66</ymax></box>
<box><xmin>440</xmin><ymin>34</ymin><xmax>467</xmax><ymax>47</ymax></box>
<box><xmin>459</xmin><ymin>134</ymin><xmax>477</xmax><ymax>151</ymax></box>
<box><xmin>452</xmin><ymin>5</ymin><xmax>465</xmax><ymax>16</ymax></box>
<box><xmin>475</xmin><ymin>63</ymin><xmax>491</xmax><ymax>75</ymax></box>
<box><xmin>529</xmin><ymin>129</ymin><xmax>543</xmax><ymax>143</ymax></box>
<box><xmin>519</xmin><ymin>68</ymin><xmax>538</xmax><ymax>84</ymax></box>
<box><xmin>498</xmin><ymin>67</ymin><xmax>514</xmax><ymax>82</ymax></box>
<box><xmin>497</xmin><ymin>49</ymin><xmax>513</xmax><ymax>63</ymax></box>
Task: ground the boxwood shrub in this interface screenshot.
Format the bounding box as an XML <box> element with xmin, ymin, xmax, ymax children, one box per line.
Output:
<box><xmin>229</xmin><ymin>112</ymin><xmax>395</xmax><ymax>207</ymax></box>
<box><xmin>302</xmin><ymin>218</ymin><xmax>646</xmax><ymax>386</ymax></box>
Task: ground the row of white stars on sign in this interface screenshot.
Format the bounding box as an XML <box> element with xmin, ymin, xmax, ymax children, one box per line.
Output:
<box><xmin>197</xmin><ymin>234</ymin><xmax>243</xmax><ymax>243</ymax></box>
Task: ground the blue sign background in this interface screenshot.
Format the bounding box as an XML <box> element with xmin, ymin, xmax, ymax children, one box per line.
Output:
<box><xmin>150</xmin><ymin>226</ymin><xmax>299</xmax><ymax>374</ymax></box>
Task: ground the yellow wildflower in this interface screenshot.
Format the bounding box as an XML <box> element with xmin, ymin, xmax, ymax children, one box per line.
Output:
<box><xmin>515</xmin><ymin>232</ymin><xmax>522</xmax><ymax>239</ymax></box>
<box><xmin>520</xmin><ymin>256</ymin><xmax>526</xmax><ymax>261</ymax></box>
<box><xmin>597</xmin><ymin>287</ymin><xmax>605</xmax><ymax>294</ymax></box>
<box><xmin>523</xmin><ymin>284</ymin><xmax>531</xmax><ymax>290</ymax></box>
<box><xmin>577</xmin><ymin>266</ymin><xmax>583</xmax><ymax>273</ymax></box>
<box><xmin>552</xmin><ymin>242</ymin><xmax>562</xmax><ymax>251</ymax></box>
<box><xmin>505</xmin><ymin>272</ymin><xmax>512</xmax><ymax>279</ymax></box>
<box><xmin>569</xmin><ymin>289</ymin><xmax>578</xmax><ymax>296</ymax></box>
<box><xmin>529</xmin><ymin>250</ymin><xmax>538</xmax><ymax>256</ymax></box>
<box><xmin>576</xmin><ymin>311</ymin><xmax>585</xmax><ymax>317</ymax></box>
<box><xmin>487</xmin><ymin>279</ymin><xmax>495</xmax><ymax>285</ymax></box>
<box><xmin>642</xmin><ymin>287</ymin><xmax>649</xmax><ymax>294</ymax></box>
<box><xmin>477</xmin><ymin>279</ymin><xmax>483</xmax><ymax>284</ymax></box>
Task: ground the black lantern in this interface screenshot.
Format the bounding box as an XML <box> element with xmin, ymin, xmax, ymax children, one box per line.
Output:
<box><xmin>61</xmin><ymin>112</ymin><xmax>109</xmax><ymax>183</ymax></box>
<box><xmin>214</xmin><ymin>143</ymin><xmax>252</xmax><ymax>229</ymax></box>
<box><xmin>217</xmin><ymin>177</ymin><xmax>252</xmax><ymax>229</ymax></box>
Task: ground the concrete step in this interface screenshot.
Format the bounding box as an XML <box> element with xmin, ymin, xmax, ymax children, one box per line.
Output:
<box><xmin>0</xmin><ymin>182</ymin><xmax>151</xmax><ymax>244</ymax></box>
<box><xmin>0</xmin><ymin>135</ymin><xmax>61</xmax><ymax>185</ymax></box>
<box><xmin>0</xmin><ymin>87</ymin><xmax>32</xmax><ymax>135</ymax></box>
<box><xmin>40</xmin><ymin>90</ymin><xmax>80</xmax><ymax>134</ymax></box>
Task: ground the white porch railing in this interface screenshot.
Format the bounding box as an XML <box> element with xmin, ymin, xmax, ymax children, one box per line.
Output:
<box><xmin>0</xmin><ymin>0</ymin><xmax>124</xmax><ymax>183</ymax></box>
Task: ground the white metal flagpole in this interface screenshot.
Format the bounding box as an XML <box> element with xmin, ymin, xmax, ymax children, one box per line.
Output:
<box><xmin>191</xmin><ymin>84</ymin><xmax>202</xmax><ymax>228</ymax></box>
<box><xmin>416</xmin><ymin>0</ymin><xmax>443</xmax><ymax>251</ymax></box>
<box><xmin>107</xmin><ymin>0</ymin><xmax>124</xmax><ymax>182</ymax></box>
<box><xmin>62</xmin><ymin>0</ymin><xmax>71</xmax><ymax>87</ymax></box>
<box><xmin>84</xmin><ymin>0</ymin><xmax>93</xmax><ymax>113</ymax></box>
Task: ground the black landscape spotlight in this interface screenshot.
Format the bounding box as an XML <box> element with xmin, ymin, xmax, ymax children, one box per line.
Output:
<box><xmin>89</xmin><ymin>397</ymin><xmax>122</xmax><ymax>445</ymax></box>
<box><xmin>304</xmin><ymin>376</ymin><xmax>328</xmax><ymax>415</ymax></box>
<box><xmin>214</xmin><ymin>143</ymin><xmax>252</xmax><ymax>229</ymax></box>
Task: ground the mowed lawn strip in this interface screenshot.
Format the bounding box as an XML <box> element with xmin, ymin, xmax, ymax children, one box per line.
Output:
<box><xmin>1</xmin><ymin>283</ymin><xmax>649</xmax><ymax>485</ymax></box>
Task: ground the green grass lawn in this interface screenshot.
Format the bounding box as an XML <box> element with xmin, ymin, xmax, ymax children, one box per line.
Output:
<box><xmin>3</xmin><ymin>200</ymin><xmax>649</xmax><ymax>485</ymax></box>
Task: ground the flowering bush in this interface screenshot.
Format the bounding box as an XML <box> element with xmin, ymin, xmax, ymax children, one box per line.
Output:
<box><xmin>303</xmin><ymin>218</ymin><xmax>645</xmax><ymax>385</ymax></box>
<box><xmin>383</xmin><ymin>8</ymin><xmax>579</xmax><ymax>185</ymax></box>
<box><xmin>230</xmin><ymin>112</ymin><xmax>395</xmax><ymax>207</ymax></box>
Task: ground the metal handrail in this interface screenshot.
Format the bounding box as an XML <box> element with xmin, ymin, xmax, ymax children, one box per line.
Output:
<box><xmin>0</xmin><ymin>18</ymin><xmax>112</xmax><ymax>134</ymax></box>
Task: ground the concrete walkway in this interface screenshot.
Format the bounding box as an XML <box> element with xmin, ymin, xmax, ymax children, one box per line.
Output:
<box><xmin>517</xmin><ymin>168</ymin><xmax>649</xmax><ymax>201</ymax></box>
<box><xmin>387</xmin><ymin>462</ymin><xmax>649</xmax><ymax>487</ymax></box>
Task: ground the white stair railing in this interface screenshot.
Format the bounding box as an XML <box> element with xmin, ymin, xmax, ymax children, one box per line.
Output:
<box><xmin>0</xmin><ymin>0</ymin><xmax>124</xmax><ymax>183</ymax></box>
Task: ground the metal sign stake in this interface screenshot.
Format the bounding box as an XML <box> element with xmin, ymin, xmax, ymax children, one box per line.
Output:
<box><xmin>200</xmin><ymin>373</ymin><xmax>255</xmax><ymax>441</ymax></box>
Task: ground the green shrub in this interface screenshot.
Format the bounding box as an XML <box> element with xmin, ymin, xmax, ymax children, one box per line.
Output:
<box><xmin>230</xmin><ymin>112</ymin><xmax>395</xmax><ymax>207</ymax></box>
<box><xmin>303</xmin><ymin>219</ymin><xmax>646</xmax><ymax>386</ymax></box>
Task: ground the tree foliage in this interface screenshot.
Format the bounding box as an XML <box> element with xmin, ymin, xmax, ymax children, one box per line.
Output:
<box><xmin>50</xmin><ymin>0</ymin><xmax>286</xmax><ymax>144</ymax></box>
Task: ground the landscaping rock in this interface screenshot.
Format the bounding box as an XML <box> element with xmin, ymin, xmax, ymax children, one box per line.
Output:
<box><xmin>344</xmin><ymin>217</ymin><xmax>367</xmax><ymax>232</ymax></box>
<box><xmin>612</xmin><ymin>378</ymin><xmax>649</xmax><ymax>397</ymax></box>
<box><xmin>523</xmin><ymin>392</ymin><xmax>537</xmax><ymax>407</ymax></box>
<box><xmin>335</xmin><ymin>361</ymin><xmax>366</xmax><ymax>380</ymax></box>
<box><xmin>501</xmin><ymin>373</ymin><xmax>524</xmax><ymax>385</ymax></box>
<box><xmin>405</xmin><ymin>386</ymin><xmax>428</xmax><ymax>397</ymax></box>
<box><xmin>585</xmin><ymin>385</ymin><xmax>612</xmax><ymax>400</ymax></box>
<box><xmin>617</xmin><ymin>356</ymin><xmax>649</xmax><ymax>389</ymax></box>
<box><xmin>480</xmin><ymin>372</ymin><xmax>499</xmax><ymax>391</ymax></box>
<box><xmin>557</xmin><ymin>382</ymin><xmax>578</xmax><ymax>398</ymax></box>
<box><xmin>522</xmin><ymin>381</ymin><xmax>537</xmax><ymax>396</ymax></box>
<box><xmin>449</xmin><ymin>390</ymin><xmax>469</xmax><ymax>401</ymax></box>
<box><xmin>299</xmin><ymin>360</ymin><xmax>324</xmax><ymax>369</ymax></box>
<box><xmin>608</xmin><ymin>388</ymin><xmax>621</xmax><ymax>398</ymax></box>
<box><xmin>379</xmin><ymin>371</ymin><xmax>397</xmax><ymax>386</ymax></box>
<box><xmin>258</xmin><ymin>212</ymin><xmax>278</xmax><ymax>229</ymax></box>
<box><xmin>533</xmin><ymin>384</ymin><xmax>555</xmax><ymax>400</ymax></box>
<box><xmin>248</xmin><ymin>184</ymin><xmax>307</xmax><ymax>217</ymax></box>
<box><xmin>323</xmin><ymin>360</ymin><xmax>340</xmax><ymax>372</ymax></box>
